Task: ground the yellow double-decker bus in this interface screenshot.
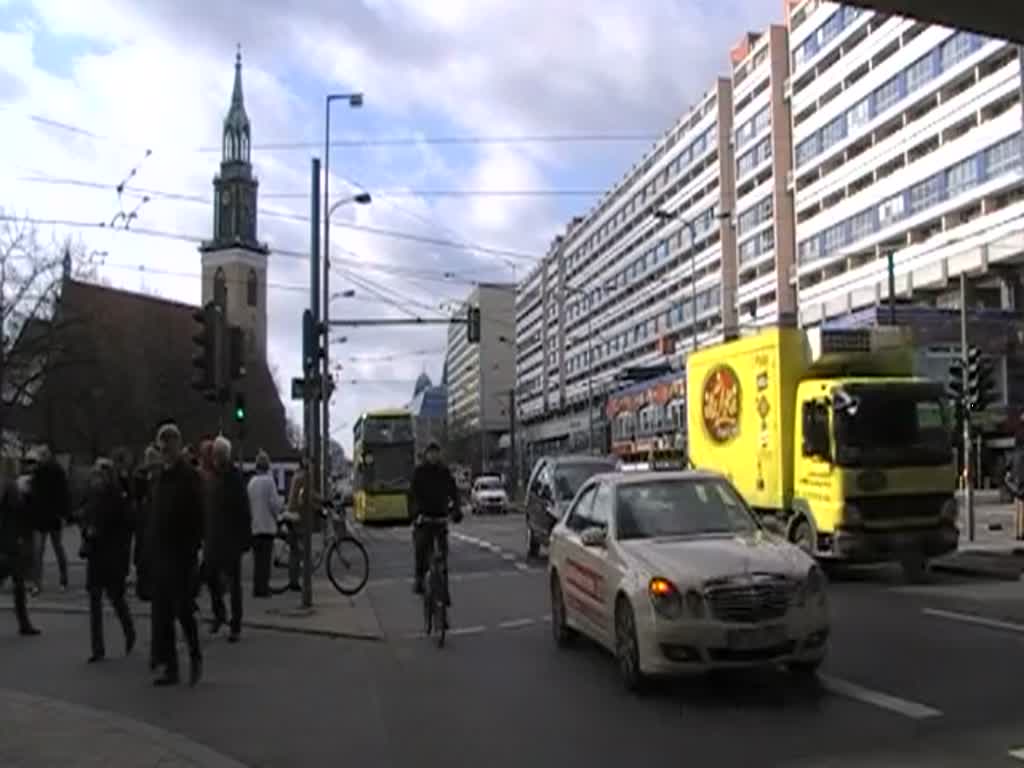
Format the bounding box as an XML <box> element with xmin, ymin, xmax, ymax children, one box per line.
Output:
<box><xmin>352</xmin><ymin>409</ymin><xmax>416</xmax><ymax>524</ymax></box>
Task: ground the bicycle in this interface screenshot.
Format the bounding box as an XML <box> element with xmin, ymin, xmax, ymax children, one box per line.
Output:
<box><xmin>271</xmin><ymin>501</ymin><xmax>370</xmax><ymax>597</ymax></box>
<box><xmin>418</xmin><ymin>516</ymin><xmax>450</xmax><ymax>648</ymax></box>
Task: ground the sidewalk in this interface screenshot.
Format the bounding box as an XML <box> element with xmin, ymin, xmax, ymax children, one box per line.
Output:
<box><xmin>931</xmin><ymin>496</ymin><xmax>1024</xmax><ymax>580</ymax></box>
<box><xmin>0</xmin><ymin>688</ymin><xmax>246</xmax><ymax>767</ymax></box>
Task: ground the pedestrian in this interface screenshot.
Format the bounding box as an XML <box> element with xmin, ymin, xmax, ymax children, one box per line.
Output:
<box><xmin>28</xmin><ymin>446</ymin><xmax>70</xmax><ymax>594</ymax></box>
<box><xmin>148</xmin><ymin>420</ymin><xmax>205</xmax><ymax>687</ymax></box>
<box><xmin>202</xmin><ymin>436</ymin><xmax>251</xmax><ymax>642</ymax></box>
<box><xmin>282</xmin><ymin>457</ymin><xmax>313</xmax><ymax>592</ymax></box>
<box><xmin>247</xmin><ymin>450</ymin><xmax>282</xmax><ymax>598</ymax></box>
<box><xmin>80</xmin><ymin>458</ymin><xmax>136</xmax><ymax>663</ymax></box>
<box><xmin>133</xmin><ymin>445</ymin><xmax>161</xmax><ymax>603</ymax></box>
<box><xmin>410</xmin><ymin>441</ymin><xmax>461</xmax><ymax>595</ymax></box>
<box><xmin>0</xmin><ymin>458</ymin><xmax>40</xmax><ymax>636</ymax></box>
<box><xmin>1012</xmin><ymin>432</ymin><xmax>1024</xmax><ymax>540</ymax></box>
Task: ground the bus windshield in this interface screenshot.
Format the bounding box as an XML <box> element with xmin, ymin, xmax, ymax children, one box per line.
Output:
<box><xmin>833</xmin><ymin>383</ymin><xmax>953</xmax><ymax>468</ymax></box>
<box><xmin>356</xmin><ymin>416</ymin><xmax>416</xmax><ymax>493</ymax></box>
<box><xmin>364</xmin><ymin>418</ymin><xmax>414</xmax><ymax>443</ymax></box>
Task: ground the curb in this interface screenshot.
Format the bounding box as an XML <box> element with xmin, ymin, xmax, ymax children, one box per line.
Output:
<box><xmin>929</xmin><ymin>560</ymin><xmax>1024</xmax><ymax>582</ymax></box>
<box><xmin>2</xmin><ymin>601</ymin><xmax>384</xmax><ymax>642</ymax></box>
<box><xmin>0</xmin><ymin>688</ymin><xmax>247</xmax><ymax>767</ymax></box>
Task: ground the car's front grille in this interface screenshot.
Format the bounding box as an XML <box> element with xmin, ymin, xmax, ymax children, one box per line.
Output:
<box><xmin>704</xmin><ymin>575</ymin><xmax>793</xmax><ymax>624</ymax></box>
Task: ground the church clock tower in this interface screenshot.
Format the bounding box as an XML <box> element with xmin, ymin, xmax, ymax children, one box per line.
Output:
<box><xmin>199</xmin><ymin>45</ymin><xmax>270</xmax><ymax>362</ymax></box>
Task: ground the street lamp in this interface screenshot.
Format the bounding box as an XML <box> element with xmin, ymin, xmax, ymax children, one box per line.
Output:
<box><xmin>322</xmin><ymin>90</ymin><xmax>368</xmax><ymax>499</ymax></box>
<box><xmin>653</xmin><ymin>206</ymin><xmax>731</xmax><ymax>351</ymax></box>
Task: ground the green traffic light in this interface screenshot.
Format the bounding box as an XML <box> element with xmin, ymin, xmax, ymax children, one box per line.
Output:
<box><xmin>234</xmin><ymin>407</ymin><xmax>245</xmax><ymax>421</ymax></box>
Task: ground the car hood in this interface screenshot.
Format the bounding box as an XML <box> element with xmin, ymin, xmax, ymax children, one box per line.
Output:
<box><xmin>618</xmin><ymin>531</ymin><xmax>812</xmax><ymax>586</ymax></box>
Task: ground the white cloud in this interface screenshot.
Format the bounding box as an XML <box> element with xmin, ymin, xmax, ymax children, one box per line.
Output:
<box><xmin>1</xmin><ymin>0</ymin><xmax>781</xmax><ymax>453</ymax></box>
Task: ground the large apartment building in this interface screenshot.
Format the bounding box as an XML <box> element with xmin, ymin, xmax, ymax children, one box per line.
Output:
<box><xmin>514</xmin><ymin>1</ymin><xmax>1024</xmax><ymax>466</ymax></box>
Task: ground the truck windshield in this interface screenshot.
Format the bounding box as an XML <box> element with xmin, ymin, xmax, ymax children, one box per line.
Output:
<box><xmin>833</xmin><ymin>383</ymin><xmax>953</xmax><ymax>468</ymax></box>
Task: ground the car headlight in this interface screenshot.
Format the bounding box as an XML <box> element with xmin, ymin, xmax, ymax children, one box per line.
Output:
<box><xmin>842</xmin><ymin>503</ymin><xmax>862</xmax><ymax>527</ymax></box>
<box><xmin>648</xmin><ymin>577</ymin><xmax>684</xmax><ymax>619</ymax></box>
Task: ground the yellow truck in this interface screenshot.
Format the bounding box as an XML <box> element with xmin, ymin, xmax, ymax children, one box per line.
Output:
<box><xmin>686</xmin><ymin>325</ymin><xmax>958</xmax><ymax>575</ymax></box>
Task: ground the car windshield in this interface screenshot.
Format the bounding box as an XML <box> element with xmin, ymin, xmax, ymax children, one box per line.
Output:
<box><xmin>553</xmin><ymin>461</ymin><xmax>617</xmax><ymax>500</ymax></box>
<box><xmin>476</xmin><ymin>478</ymin><xmax>502</xmax><ymax>490</ymax></box>
<box><xmin>615</xmin><ymin>478</ymin><xmax>759</xmax><ymax>540</ymax></box>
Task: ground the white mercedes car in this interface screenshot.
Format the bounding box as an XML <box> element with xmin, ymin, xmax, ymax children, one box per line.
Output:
<box><xmin>548</xmin><ymin>471</ymin><xmax>829</xmax><ymax>691</ymax></box>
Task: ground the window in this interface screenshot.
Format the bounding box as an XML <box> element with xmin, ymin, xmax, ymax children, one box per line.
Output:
<box><xmin>909</xmin><ymin>175</ymin><xmax>942</xmax><ymax>213</ymax></box>
<box><xmin>905</xmin><ymin>53</ymin><xmax>936</xmax><ymax>94</ymax></box>
<box><xmin>941</xmin><ymin>32</ymin><xmax>977</xmax><ymax>71</ymax></box>
<box><xmin>848</xmin><ymin>96</ymin><xmax>872</xmax><ymax>131</ymax></box>
<box><xmin>565</xmin><ymin>485</ymin><xmax>598</xmax><ymax>532</ymax></box>
<box><xmin>874</xmin><ymin>73</ymin><xmax>903</xmax><ymax>113</ymax></box>
<box><xmin>739</xmin><ymin>237</ymin><xmax>759</xmax><ymax>265</ymax></box>
<box><xmin>213</xmin><ymin>267</ymin><xmax>227</xmax><ymax>308</ymax></box>
<box><xmin>946</xmin><ymin>157</ymin><xmax>979</xmax><ymax>198</ymax></box>
<box><xmin>849</xmin><ymin>209</ymin><xmax>877</xmax><ymax>241</ymax></box>
<box><xmin>796</xmin><ymin>135</ymin><xmax>820</xmax><ymax>167</ymax></box>
<box><xmin>246</xmin><ymin>268</ymin><xmax>258</xmax><ymax>307</ymax></box>
<box><xmin>821</xmin><ymin>114</ymin><xmax>847</xmax><ymax>151</ymax></box>
<box><xmin>588</xmin><ymin>483</ymin><xmax>613</xmax><ymax>529</ymax></box>
<box><xmin>878</xmin><ymin>194</ymin><xmax>906</xmax><ymax>226</ymax></box>
<box><xmin>615</xmin><ymin>479</ymin><xmax>757</xmax><ymax>540</ymax></box>
<box><xmin>798</xmin><ymin>236</ymin><xmax>821</xmax><ymax>265</ymax></box>
<box><xmin>986</xmin><ymin>136</ymin><xmax>1022</xmax><ymax>178</ymax></box>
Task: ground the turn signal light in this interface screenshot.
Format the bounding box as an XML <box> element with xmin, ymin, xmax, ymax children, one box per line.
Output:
<box><xmin>649</xmin><ymin>577</ymin><xmax>675</xmax><ymax>597</ymax></box>
<box><xmin>648</xmin><ymin>577</ymin><xmax>684</xmax><ymax>619</ymax></box>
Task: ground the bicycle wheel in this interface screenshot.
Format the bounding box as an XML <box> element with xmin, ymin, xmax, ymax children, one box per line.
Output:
<box><xmin>326</xmin><ymin>536</ymin><xmax>369</xmax><ymax>596</ymax></box>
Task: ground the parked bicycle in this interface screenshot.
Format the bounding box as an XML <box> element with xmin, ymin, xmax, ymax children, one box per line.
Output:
<box><xmin>271</xmin><ymin>501</ymin><xmax>369</xmax><ymax>596</ymax></box>
<box><xmin>418</xmin><ymin>515</ymin><xmax>450</xmax><ymax>647</ymax></box>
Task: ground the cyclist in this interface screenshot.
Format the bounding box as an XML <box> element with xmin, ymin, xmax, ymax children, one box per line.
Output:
<box><xmin>410</xmin><ymin>441</ymin><xmax>461</xmax><ymax>595</ymax></box>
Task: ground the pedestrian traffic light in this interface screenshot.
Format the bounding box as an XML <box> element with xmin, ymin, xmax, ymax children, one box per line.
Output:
<box><xmin>467</xmin><ymin>305</ymin><xmax>481</xmax><ymax>344</ymax></box>
<box><xmin>947</xmin><ymin>358</ymin><xmax>964</xmax><ymax>403</ymax></box>
<box><xmin>233</xmin><ymin>392</ymin><xmax>246</xmax><ymax>422</ymax></box>
<box><xmin>228</xmin><ymin>326</ymin><xmax>245</xmax><ymax>380</ymax></box>
<box><xmin>966</xmin><ymin>346</ymin><xmax>995</xmax><ymax>412</ymax></box>
<box><xmin>191</xmin><ymin>302</ymin><xmax>217</xmax><ymax>395</ymax></box>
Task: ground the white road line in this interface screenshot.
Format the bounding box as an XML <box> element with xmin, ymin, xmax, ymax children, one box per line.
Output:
<box><xmin>1008</xmin><ymin>748</ymin><xmax>1024</xmax><ymax>761</ymax></box>
<box><xmin>923</xmin><ymin>608</ymin><xmax>1024</xmax><ymax>634</ymax></box>
<box><xmin>819</xmin><ymin>675</ymin><xmax>942</xmax><ymax>720</ymax></box>
<box><xmin>498</xmin><ymin>618</ymin><xmax>536</xmax><ymax>629</ymax></box>
<box><xmin>514</xmin><ymin>562</ymin><xmax>530</xmax><ymax>572</ymax></box>
<box><xmin>501</xmin><ymin>553</ymin><xmax>516</xmax><ymax>561</ymax></box>
<box><xmin>448</xmin><ymin>625</ymin><xmax>487</xmax><ymax>636</ymax></box>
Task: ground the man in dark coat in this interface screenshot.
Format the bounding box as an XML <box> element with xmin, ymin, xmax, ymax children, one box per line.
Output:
<box><xmin>29</xmin><ymin>446</ymin><xmax>70</xmax><ymax>593</ymax></box>
<box><xmin>410</xmin><ymin>441</ymin><xmax>461</xmax><ymax>595</ymax></box>
<box><xmin>0</xmin><ymin>461</ymin><xmax>40</xmax><ymax>636</ymax></box>
<box><xmin>132</xmin><ymin>445</ymin><xmax>161</xmax><ymax>603</ymax></box>
<box><xmin>148</xmin><ymin>421</ymin><xmax>205</xmax><ymax>686</ymax></box>
<box><xmin>203</xmin><ymin>436</ymin><xmax>251</xmax><ymax>643</ymax></box>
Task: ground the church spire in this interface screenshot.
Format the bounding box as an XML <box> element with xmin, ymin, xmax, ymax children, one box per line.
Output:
<box><xmin>222</xmin><ymin>44</ymin><xmax>250</xmax><ymax>165</ymax></box>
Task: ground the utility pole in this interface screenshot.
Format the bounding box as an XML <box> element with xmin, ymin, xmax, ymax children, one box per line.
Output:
<box><xmin>508</xmin><ymin>388</ymin><xmax>517</xmax><ymax>495</ymax></box>
<box><xmin>304</xmin><ymin>157</ymin><xmax>321</xmax><ymax>609</ymax></box>
<box><xmin>887</xmin><ymin>251</ymin><xmax>896</xmax><ymax>325</ymax></box>
<box><xmin>959</xmin><ymin>271</ymin><xmax>974</xmax><ymax>543</ymax></box>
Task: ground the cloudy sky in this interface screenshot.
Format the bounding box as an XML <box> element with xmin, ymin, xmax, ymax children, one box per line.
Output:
<box><xmin>0</xmin><ymin>0</ymin><xmax>779</xmax><ymax>454</ymax></box>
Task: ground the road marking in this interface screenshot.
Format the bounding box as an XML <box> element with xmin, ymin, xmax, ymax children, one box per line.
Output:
<box><xmin>923</xmin><ymin>608</ymin><xmax>1024</xmax><ymax>634</ymax></box>
<box><xmin>514</xmin><ymin>562</ymin><xmax>530</xmax><ymax>572</ymax></box>
<box><xmin>819</xmin><ymin>675</ymin><xmax>942</xmax><ymax>720</ymax></box>
<box><xmin>1009</xmin><ymin>748</ymin><xmax>1024</xmax><ymax>761</ymax></box>
<box><xmin>501</xmin><ymin>553</ymin><xmax>517</xmax><ymax>561</ymax></box>
<box><xmin>498</xmin><ymin>618</ymin><xmax>535</xmax><ymax>629</ymax></box>
<box><xmin>448</xmin><ymin>625</ymin><xmax>487</xmax><ymax>636</ymax></box>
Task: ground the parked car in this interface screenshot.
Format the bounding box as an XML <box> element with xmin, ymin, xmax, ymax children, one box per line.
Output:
<box><xmin>471</xmin><ymin>475</ymin><xmax>508</xmax><ymax>515</ymax></box>
<box><xmin>548</xmin><ymin>470</ymin><xmax>829</xmax><ymax>691</ymax></box>
<box><xmin>524</xmin><ymin>455</ymin><xmax>618</xmax><ymax>557</ymax></box>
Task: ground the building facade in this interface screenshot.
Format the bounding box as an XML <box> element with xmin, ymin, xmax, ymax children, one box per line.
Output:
<box><xmin>446</xmin><ymin>283</ymin><xmax>515</xmax><ymax>473</ymax></box>
<box><xmin>409</xmin><ymin>372</ymin><xmax>448</xmax><ymax>456</ymax></box>
<box><xmin>514</xmin><ymin>1</ymin><xmax>1024</xmax><ymax>466</ymax></box>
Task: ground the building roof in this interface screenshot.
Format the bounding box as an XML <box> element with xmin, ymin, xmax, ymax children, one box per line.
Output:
<box><xmin>14</xmin><ymin>278</ymin><xmax>297</xmax><ymax>462</ymax></box>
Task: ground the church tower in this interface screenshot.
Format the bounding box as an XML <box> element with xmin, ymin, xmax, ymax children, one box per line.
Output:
<box><xmin>199</xmin><ymin>45</ymin><xmax>270</xmax><ymax>362</ymax></box>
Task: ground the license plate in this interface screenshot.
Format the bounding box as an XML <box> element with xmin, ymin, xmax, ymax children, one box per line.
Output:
<box><xmin>727</xmin><ymin>624</ymin><xmax>787</xmax><ymax>651</ymax></box>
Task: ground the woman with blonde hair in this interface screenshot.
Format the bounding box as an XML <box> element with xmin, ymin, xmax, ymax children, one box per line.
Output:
<box><xmin>81</xmin><ymin>458</ymin><xmax>136</xmax><ymax>662</ymax></box>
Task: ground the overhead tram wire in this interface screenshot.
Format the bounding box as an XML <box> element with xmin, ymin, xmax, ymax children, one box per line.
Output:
<box><xmin>16</xmin><ymin>177</ymin><xmax>542</xmax><ymax>263</ymax></box>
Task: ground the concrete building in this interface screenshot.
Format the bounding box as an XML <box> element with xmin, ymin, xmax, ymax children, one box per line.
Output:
<box><xmin>516</xmin><ymin>80</ymin><xmax>739</xmax><ymax>458</ymax></box>
<box><xmin>731</xmin><ymin>26</ymin><xmax>799</xmax><ymax>326</ymax></box>
<box><xmin>445</xmin><ymin>283</ymin><xmax>515</xmax><ymax>473</ymax></box>
<box><xmin>409</xmin><ymin>371</ymin><xmax>448</xmax><ymax>456</ymax></box>
<box><xmin>788</xmin><ymin>2</ymin><xmax>1023</xmax><ymax>326</ymax></box>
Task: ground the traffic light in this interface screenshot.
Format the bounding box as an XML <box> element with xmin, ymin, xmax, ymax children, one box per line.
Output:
<box><xmin>466</xmin><ymin>305</ymin><xmax>481</xmax><ymax>344</ymax></box>
<box><xmin>233</xmin><ymin>392</ymin><xmax>246</xmax><ymax>423</ymax></box>
<box><xmin>191</xmin><ymin>302</ymin><xmax>217</xmax><ymax>395</ymax></box>
<box><xmin>228</xmin><ymin>326</ymin><xmax>245</xmax><ymax>380</ymax></box>
<box><xmin>947</xmin><ymin>358</ymin><xmax>964</xmax><ymax>402</ymax></box>
<box><xmin>966</xmin><ymin>346</ymin><xmax>995</xmax><ymax>412</ymax></box>
<box><xmin>302</xmin><ymin>309</ymin><xmax>315</xmax><ymax>372</ymax></box>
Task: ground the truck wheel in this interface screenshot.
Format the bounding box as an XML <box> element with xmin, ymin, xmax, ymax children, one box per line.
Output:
<box><xmin>791</xmin><ymin>518</ymin><xmax>816</xmax><ymax>557</ymax></box>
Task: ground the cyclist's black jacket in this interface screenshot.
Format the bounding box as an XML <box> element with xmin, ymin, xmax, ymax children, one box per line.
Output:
<box><xmin>410</xmin><ymin>462</ymin><xmax>458</xmax><ymax>519</ymax></box>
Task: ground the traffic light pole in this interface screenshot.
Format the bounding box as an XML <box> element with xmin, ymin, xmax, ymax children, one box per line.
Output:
<box><xmin>303</xmin><ymin>157</ymin><xmax>321</xmax><ymax>610</ymax></box>
<box><xmin>959</xmin><ymin>272</ymin><xmax>975</xmax><ymax>543</ymax></box>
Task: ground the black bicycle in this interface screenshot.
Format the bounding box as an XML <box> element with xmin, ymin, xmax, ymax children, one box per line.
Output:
<box><xmin>271</xmin><ymin>502</ymin><xmax>369</xmax><ymax>596</ymax></box>
<box><xmin>418</xmin><ymin>516</ymin><xmax>450</xmax><ymax>648</ymax></box>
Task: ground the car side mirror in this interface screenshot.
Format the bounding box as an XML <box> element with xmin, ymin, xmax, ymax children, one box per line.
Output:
<box><xmin>580</xmin><ymin>527</ymin><xmax>607</xmax><ymax>548</ymax></box>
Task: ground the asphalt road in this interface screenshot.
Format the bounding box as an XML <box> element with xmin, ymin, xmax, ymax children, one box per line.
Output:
<box><xmin>6</xmin><ymin>511</ymin><xmax>1024</xmax><ymax>766</ymax></box>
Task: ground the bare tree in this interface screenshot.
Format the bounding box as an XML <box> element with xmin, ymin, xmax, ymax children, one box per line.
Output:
<box><xmin>0</xmin><ymin>211</ymin><xmax>101</xmax><ymax>442</ymax></box>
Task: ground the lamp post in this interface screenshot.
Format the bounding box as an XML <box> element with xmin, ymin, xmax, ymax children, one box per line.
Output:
<box><xmin>321</xmin><ymin>176</ymin><xmax>371</xmax><ymax>497</ymax></box>
<box><xmin>653</xmin><ymin>206</ymin><xmax>731</xmax><ymax>351</ymax></box>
